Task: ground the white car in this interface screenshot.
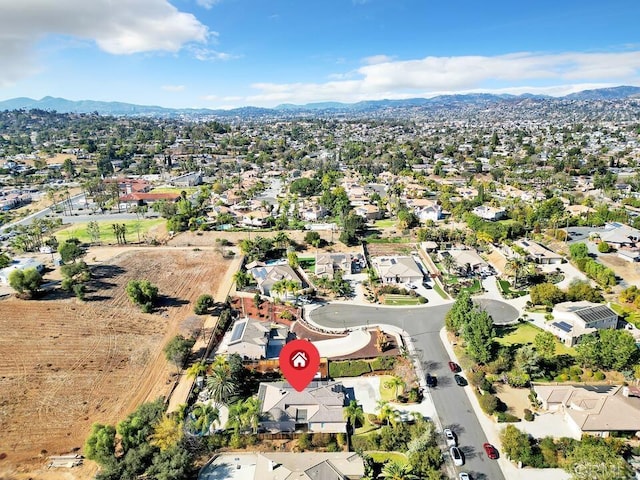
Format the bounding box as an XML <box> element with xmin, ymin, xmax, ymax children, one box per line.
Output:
<box><xmin>450</xmin><ymin>446</ymin><xmax>464</xmax><ymax>467</ymax></box>
<box><xmin>459</xmin><ymin>473</ymin><xmax>470</xmax><ymax>480</ymax></box>
<box><xmin>443</xmin><ymin>428</ymin><xmax>457</xmax><ymax>447</ymax></box>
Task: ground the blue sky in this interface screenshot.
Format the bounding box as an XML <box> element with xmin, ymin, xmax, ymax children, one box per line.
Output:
<box><xmin>1</xmin><ymin>0</ymin><xmax>640</xmax><ymax>108</ymax></box>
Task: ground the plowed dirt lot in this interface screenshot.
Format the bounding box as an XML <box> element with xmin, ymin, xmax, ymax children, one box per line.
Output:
<box><xmin>0</xmin><ymin>247</ymin><xmax>233</xmax><ymax>474</ymax></box>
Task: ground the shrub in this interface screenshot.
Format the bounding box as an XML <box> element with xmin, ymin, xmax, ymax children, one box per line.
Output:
<box><xmin>496</xmin><ymin>412</ymin><xmax>521</xmax><ymax>423</ymax></box>
<box><xmin>478</xmin><ymin>393</ymin><xmax>499</xmax><ymax>415</ymax></box>
<box><xmin>555</xmin><ymin>373</ymin><xmax>570</xmax><ymax>382</ymax></box>
<box><xmin>598</xmin><ymin>241</ymin><xmax>611</xmax><ymax>253</ymax></box>
<box><xmin>312</xmin><ymin>433</ymin><xmax>331</xmax><ymax>448</ymax></box>
<box><xmin>326</xmin><ymin>441</ymin><xmax>339</xmax><ymax>452</ymax></box>
<box><xmin>194</xmin><ymin>294</ymin><xmax>214</xmax><ymax>314</ymax></box>
<box><xmin>370</xmin><ymin>356</ymin><xmax>396</xmax><ymax>371</ymax></box>
<box><xmin>297</xmin><ymin>433</ymin><xmax>311</xmax><ymax>451</ymax></box>
<box><xmin>594</xmin><ymin>371</ymin><xmax>606</xmax><ymax>380</ymax></box>
<box><xmin>329</xmin><ymin>360</ymin><xmax>371</xmax><ymax>377</ymax></box>
<box><xmin>524</xmin><ymin>409</ymin><xmax>534</xmax><ymax>421</ymax></box>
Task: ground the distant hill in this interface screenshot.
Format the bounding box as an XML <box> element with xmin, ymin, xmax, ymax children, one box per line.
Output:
<box><xmin>1</xmin><ymin>86</ymin><xmax>639</xmax><ymax>117</ymax></box>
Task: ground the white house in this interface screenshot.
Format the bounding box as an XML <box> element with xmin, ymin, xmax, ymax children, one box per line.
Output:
<box><xmin>549</xmin><ymin>301</ymin><xmax>618</xmax><ymax>346</ymax></box>
<box><xmin>472</xmin><ymin>205</ymin><xmax>506</xmax><ymax>221</ymax></box>
<box><xmin>514</xmin><ymin>239</ymin><xmax>563</xmax><ymax>264</ymax></box>
<box><xmin>371</xmin><ymin>256</ymin><xmax>423</xmax><ymax>285</ymax></box>
<box><xmin>0</xmin><ymin>258</ymin><xmax>45</xmax><ymax>285</ymax></box>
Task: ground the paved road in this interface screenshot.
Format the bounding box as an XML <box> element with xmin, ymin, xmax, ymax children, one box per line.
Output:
<box><xmin>310</xmin><ymin>300</ymin><xmax>518</xmax><ymax>480</ymax></box>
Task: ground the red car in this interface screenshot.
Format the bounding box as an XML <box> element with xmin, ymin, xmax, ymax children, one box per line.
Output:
<box><xmin>483</xmin><ymin>443</ymin><xmax>499</xmax><ymax>460</ymax></box>
<box><xmin>448</xmin><ymin>361</ymin><xmax>460</xmax><ymax>373</ymax></box>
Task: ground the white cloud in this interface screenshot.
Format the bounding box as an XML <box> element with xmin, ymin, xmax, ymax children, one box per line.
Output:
<box><xmin>188</xmin><ymin>46</ymin><xmax>239</xmax><ymax>61</ymax></box>
<box><xmin>362</xmin><ymin>54</ymin><xmax>395</xmax><ymax>65</ymax></box>
<box><xmin>162</xmin><ymin>85</ymin><xmax>185</xmax><ymax>92</ymax></box>
<box><xmin>0</xmin><ymin>0</ymin><xmax>208</xmax><ymax>87</ymax></box>
<box><xmin>197</xmin><ymin>0</ymin><xmax>221</xmax><ymax>9</ymax></box>
<box><xmin>244</xmin><ymin>50</ymin><xmax>640</xmax><ymax>106</ymax></box>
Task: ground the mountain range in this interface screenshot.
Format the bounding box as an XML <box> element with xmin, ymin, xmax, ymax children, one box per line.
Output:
<box><xmin>1</xmin><ymin>86</ymin><xmax>639</xmax><ymax>118</ymax></box>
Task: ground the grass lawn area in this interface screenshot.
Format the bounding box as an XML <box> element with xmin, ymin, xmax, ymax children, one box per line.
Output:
<box><xmin>378</xmin><ymin>375</ymin><xmax>396</xmax><ymax>402</ymax></box>
<box><xmin>354</xmin><ymin>415</ymin><xmax>379</xmax><ymax>436</ymax></box>
<box><xmin>367</xmin><ymin>452</ymin><xmax>408</xmax><ymax>466</ymax></box>
<box><xmin>383</xmin><ymin>294</ymin><xmax>423</xmax><ymax>305</ymax></box>
<box><xmin>461</xmin><ymin>279</ymin><xmax>482</xmax><ymax>295</ymax></box>
<box><xmin>298</xmin><ymin>258</ymin><xmax>316</xmax><ymax>272</ymax></box>
<box><xmin>496</xmin><ymin>322</ymin><xmax>575</xmax><ymax>356</ymax></box>
<box><xmin>432</xmin><ymin>282</ymin><xmax>448</xmax><ymax>299</ymax></box>
<box><xmin>611</xmin><ymin>303</ymin><xmax>640</xmax><ymax>328</ymax></box>
<box><xmin>148</xmin><ymin>187</ymin><xmax>198</xmax><ymax>195</ymax></box>
<box><xmin>498</xmin><ymin>279</ymin><xmax>528</xmax><ymax>297</ymax></box>
<box><xmin>373</xmin><ymin>219</ymin><xmax>396</xmax><ymax>228</ymax></box>
<box><xmin>55</xmin><ymin>218</ymin><xmax>166</xmax><ymax>244</ymax></box>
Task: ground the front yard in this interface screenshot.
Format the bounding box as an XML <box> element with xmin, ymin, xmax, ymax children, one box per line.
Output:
<box><xmin>495</xmin><ymin>321</ymin><xmax>575</xmax><ymax>356</ymax></box>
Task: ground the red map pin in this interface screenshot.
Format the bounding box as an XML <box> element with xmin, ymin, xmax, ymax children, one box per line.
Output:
<box><xmin>279</xmin><ymin>339</ymin><xmax>320</xmax><ymax>392</ymax></box>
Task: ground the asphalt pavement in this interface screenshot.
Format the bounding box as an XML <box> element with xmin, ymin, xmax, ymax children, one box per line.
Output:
<box><xmin>310</xmin><ymin>300</ymin><xmax>518</xmax><ymax>480</ymax></box>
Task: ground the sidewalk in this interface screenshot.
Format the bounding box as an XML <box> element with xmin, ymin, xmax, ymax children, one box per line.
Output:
<box><xmin>439</xmin><ymin>328</ymin><xmax>570</xmax><ymax>480</ymax></box>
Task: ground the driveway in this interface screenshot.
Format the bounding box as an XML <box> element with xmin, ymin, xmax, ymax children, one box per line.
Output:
<box><xmin>310</xmin><ymin>301</ymin><xmax>517</xmax><ymax>480</ymax></box>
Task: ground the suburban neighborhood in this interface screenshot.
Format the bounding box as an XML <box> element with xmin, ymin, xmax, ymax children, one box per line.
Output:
<box><xmin>1</xmin><ymin>90</ymin><xmax>640</xmax><ymax>480</ymax></box>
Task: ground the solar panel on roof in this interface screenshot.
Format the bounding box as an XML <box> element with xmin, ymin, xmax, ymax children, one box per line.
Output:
<box><xmin>552</xmin><ymin>321</ymin><xmax>572</xmax><ymax>333</ymax></box>
<box><xmin>230</xmin><ymin>321</ymin><xmax>246</xmax><ymax>342</ymax></box>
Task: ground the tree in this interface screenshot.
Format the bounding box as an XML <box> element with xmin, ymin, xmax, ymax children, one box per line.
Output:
<box><xmin>58</xmin><ymin>239</ymin><xmax>85</xmax><ymax>263</ymax></box>
<box><xmin>529</xmin><ymin>283</ymin><xmax>565</xmax><ymax>306</ymax></box>
<box><xmin>84</xmin><ymin>423</ymin><xmax>116</xmax><ymax>465</ymax></box>
<box><xmin>116</xmin><ymin>398</ymin><xmax>165</xmax><ymax>453</ymax></box>
<box><xmin>380</xmin><ymin>461</ymin><xmax>418</xmax><ymax>480</ymax></box>
<box><xmin>463</xmin><ymin>309</ymin><xmax>495</xmax><ymax>364</ymax></box>
<box><xmin>146</xmin><ymin>446</ymin><xmax>195</xmax><ymax>480</ymax></box>
<box><xmin>287</xmin><ymin>251</ymin><xmax>299</xmax><ymax>267</ymax></box>
<box><xmin>569</xmin><ymin>242</ymin><xmax>589</xmax><ymax>259</ymax></box>
<box><xmin>566</xmin><ymin>280</ymin><xmax>603</xmax><ymax>303</ymax></box>
<box><xmin>233</xmin><ymin>270</ymin><xmax>252</xmax><ymax>289</ymax></box>
<box><xmin>304</xmin><ymin>230</ymin><xmax>321</xmax><ymax>245</ymax></box>
<box><xmin>150</xmin><ymin>415</ymin><xmax>184</xmax><ymax>450</ymax></box>
<box><xmin>500</xmin><ymin>424</ymin><xmax>533</xmax><ymax>465</ymax></box>
<box><xmin>441</xmin><ymin>254</ymin><xmax>456</xmax><ymax>275</ymax></box>
<box><xmin>87</xmin><ymin>221</ymin><xmax>101</xmax><ymax>244</ymax></box>
<box><xmin>9</xmin><ymin>268</ymin><xmax>42</xmax><ymax>297</ymax></box>
<box><xmin>163</xmin><ymin>335</ymin><xmax>195</xmax><ymax>372</ymax></box>
<box><xmin>126</xmin><ymin>279</ymin><xmax>159</xmax><ymax>312</ymax></box>
<box><xmin>189</xmin><ymin>402</ymin><xmax>220</xmax><ymax>435</ymax></box>
<box><xmin>0</xmin><ymin>253</ymin><xmax>11</xmax><ymax>268</ymax></box>
<box><xmin>597</xmin><ymin>241</ymin><xmax>611</xmax><ymax>253</ymax></box>
<box><xmin>206</xmin><ymin>357</ymin><xmax>238</xmax><ymax>405</ymax></box>
<box><xmin>194</xmin><ymin>294</ymin><xmax>214</xmax><ymax>315</ymax></box>
<box><xmin>186</xmin><ymin>360</ymin><xmax>208</xmax><ymax>379</ymax></box>
<box><xmin>384</xmin><ymin>376</ymin><xmax>406</xmax><ymax>400</ymax></box>
<box><xmin>226</xmin><ymin>397</ymin><xmax>260</xmax><ymax>434</ymax></box>
<box><xmin>567</xmin><ymin>438</ymin><xmax>631</xmax><ymax>480</ymax></box>
<box><xmin>445</xmin><ymin>289</ymin><xmax>474</xmax><ymax>334</ymax></box>
<box><xmin>534</xmin><ymin>331</ymin><xmax>556</xmax><ymax>359</ymax></box>
<box><xmin>343</xmin><ymin>400</ymin><xmax>364</xmax><ymax>432</ymax></box>
<box><xmin>376</xmin><ymin>401</ymin><xmax>398</xmax><ymax>426</ymax></box>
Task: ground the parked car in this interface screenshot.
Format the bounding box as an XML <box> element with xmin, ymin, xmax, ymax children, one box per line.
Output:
<box><xmin>454</xmin><ymin>374</ymin><xmax>467</xmax><ymax>386</ymax></box>
<box><xmin>426</xmin><ymin>373</ymin><xmax>437</xmax><ymax>387</ymax></box>
<box><xmin>448</xmin><ymin>361</ymin><xmax>460</xmax><ymax>372</ymax></box>
<box><xmin>443</xmin><ymin>428</ymin><xmax>457</xmax><ymax>447</ymax></box>
<box><xmin>407</xmin><ymin>283</ymin><xmax>417</xmax><ymax>289</ymax></box>
<box><xmin>459</xmin><ymin>473</ymin><xmax>471</xmax><ymax>480</ymax></box>
<box><xmin>483</xmin><ymin>442</ymin><xmax>499</xmax><ymax>460</ymax></box>
<box><xmin>422</xmin><ymin>280</ymin><xmax>432</xmax><ymax>289</ymax></box>
<box><xmin>450</xmin><ymin>446</ymin><xmax>464</xmax><ymax>466</ymax></box>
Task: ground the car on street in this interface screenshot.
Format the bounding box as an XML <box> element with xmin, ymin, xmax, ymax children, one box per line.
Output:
<box><xmin>426</xmin><ymin>373</ymin><xmax>437</xmax><ymax>387</ymax></box>
<box><xmin>443</xmin><ymin>428</ymin><xmax>457</xmax><ymax>447</ymax></box>
<box><xmin>422</xmin><ymin>281</ymin><xmax>432</xmax><ymax>289</ymax></box>
<box><xmin>450</xmin><ymin>446</ymin><xmax>464</xmax><ymax>466</ymax></box>
<box><xmin>459</xmin><ymin>474</ymin><xmax>471</xmax><ymax>480</ymax></box>
<box><xmin>407</xmin><ymin>283</ymin><xmax>417</xmax><ymax>289</ymax></box>
<box><xmin>448</xmin><ymin>361</ymin><xmax>460</xmax><ymax>372</ymax></box>
<box><xmin>454</xmin><ymin>374</ymin><xmax>467</xmax><ymax>386</ymax></box>
<box><xmin>483</xmin><ymin>442</ymin><xmax>499</xmax><ymax>460</ymax></box>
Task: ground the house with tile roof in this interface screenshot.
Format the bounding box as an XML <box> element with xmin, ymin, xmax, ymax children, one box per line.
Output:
<box><xmin>371</xmin><ymin>256</ymin><xmax>423</xmax><ymax>284</ymax></box>
<box><xmin>257</xmin><ymin>381</ymin><xmax>347</xmax><ymax>434</ymax></box>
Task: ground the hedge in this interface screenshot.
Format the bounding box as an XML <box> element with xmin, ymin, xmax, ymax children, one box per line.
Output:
<box><xmin>329</xmin><ymin>360</ymin><xmax>372</xmax><ymax>377</ymax></box>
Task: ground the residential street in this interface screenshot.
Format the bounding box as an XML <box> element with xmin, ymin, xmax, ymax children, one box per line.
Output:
<box><xmin>309</xmin><ymin>300</ymin><xmax>519</xmax><ymax>480</ymax></box>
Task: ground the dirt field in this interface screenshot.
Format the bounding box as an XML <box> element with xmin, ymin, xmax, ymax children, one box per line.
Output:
<box><xmin>0</xmin><ymin>246</ymin><xmax>234</xmax><ymax>475</ymax></box>
<box><xmin>366</xmin><ymin>242</ymin><xmax>417</xmax><ymax>257</ymax></box>
<box><xmin>494</xmin><ymin>384</ymin><xmax>531</xmax><ymax>418</ymax></box>
<box><xmin>598</xmin><ymin>253</ymin><xmax>640</xmax><ymax>286</ymax></box>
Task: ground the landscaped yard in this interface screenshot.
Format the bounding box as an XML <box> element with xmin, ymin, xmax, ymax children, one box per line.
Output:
<box><xmin>55</xmin><ymin>218</ymin><xmax>166</xmax><ymax>244</ymax></box>
<box><xmin>378</xmin><ymin>375</ymin><xmax>396</xmax><ymax>401</ymax></box>
<box><xmin>498</xmin><ymin>278</ymin><xmax>528</xmax><ymax>297</ymax></box>
<box><xmin>611</xmin><ymin>303</ymin><xmax>640</xmax><ymax>328</ymax></box>
<box><xmin>496</xmin><ymin>321</ymin><xmax>575</xmax><ymax>356</ymax></box>
<box><xmin>383</xmin><ymin>294</ymin><xmax>424</xmax><ymax>305</ymax></box>
<box><xmin>432</xmin><ymin>282</ymin><xmax>448</xmax><ymax>299</ymax></box>
<box><xmin>372</xmin><ymin>219</ymin><xmax>396</xmax><ymax>229</ymax></box>
<box><xmin>366</xmin><ymin>452</ymin><xmax>408</xmax><ymax>466</ymax></box>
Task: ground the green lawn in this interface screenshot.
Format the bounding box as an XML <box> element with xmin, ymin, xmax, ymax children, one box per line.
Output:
<box><xmin>298</xmin><ymin>258</ymin><xmax>316</xmax><ymax>272</ymax></box>
<box><xmin>373</xmin><ymin>219</ymin><xmax>396</xmax><ymax>228</ymax></box>
<box><xmin>55</xmin><ymin>218</ymin><xmax>165</xmax><ymax>244</ymax></box>
<box><xmin>498</xmin><ymin>279</ymin><xmax>528</xmax><ymax>297</ymax></box>
<box><xmin>354</xmin><ymin>415</ymin><xmax>379</xmax><ymax>436</ymax></box>
<box><xmin>496</xmin><ymin>322</ymin><xmax>575</xmax><ymax>356</ymax></box>
<box><xmin>366</xmin><ymin>452</ymin><xmax>408</xmax><ymax>466</ymax></box>
<box><xmin>378</xmin><ymin>375</ymin><xmax>396</xmax><ymax>402</ymax></box>
<box><xmin>383</xmin><ymin>294</ymin><xmax>423</xmax><ymax>305</ymax></box>
<box><xmin>611</xmin><ymin>303</ymin><xmax>640</xmax><ymax>328</ymax></box>
<box><xmin>461</xmin><ymin>279</ymin><xmax>482</xmax><ymax>295</ymax></box>
<box><xmin>432</xmin><ymin>282</ymin><xmax>448</xmax><ymax>299</ymax></box>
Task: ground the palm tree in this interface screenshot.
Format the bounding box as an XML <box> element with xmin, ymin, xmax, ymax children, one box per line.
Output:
<box><xmin>505</xmin><ymin>256</ymin><xmax>526</xmax><ymax>289</ymax></box>
<box><xmin>243</xmin><ymin>397</ymin><xmax>261</xmax><ymax>434</ymax></box>
<box><xmin>376</xmin><ymin>401</ymin><xmax>397</xmax><ymax>426</ymax></box>
<box><xmin>227</xmin><ymin>398</ymin><xmax>259</xmax><ymax>434</ymax></box>
<box><xmin>343</xmin><ymin>400</ymin><xmax>364</xmax><ymax>430</ymax></box>
<box><xmin>233</xmin><ymin>270</ymin><xmax>251</xmax><ymax>289</ymax></box>
<box><xmin>186</xmin><ymin>360</ymin><xmax>209</xmax><ymax>380</ymax></box>
<box><xmin>206</xmin><ymin>360</ymin><xmax>237</xmax><ymax>405</ymax></box>
<box><xmin>380</xmin><ymin>461</ymin><xmax>418</xmax><ymax>480</ymax></box>
<box><xmin>384</xmin><ymin>376</ymin><xmax>406</xmax><ymax>400</ymax></box>
<box><xmin>441</xmin><ymin>254</ymin><xmax>456</xmax><ymax>275</ymax></box>
<box><xmin>274</xmin><ymin>231</ymin><xmax>290</xmax><ymax>250</ymax></box>
<box><xmin>190</xmin><ymin>402</ymin><xmax>220</xmax><ymax>435</ymax></box>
